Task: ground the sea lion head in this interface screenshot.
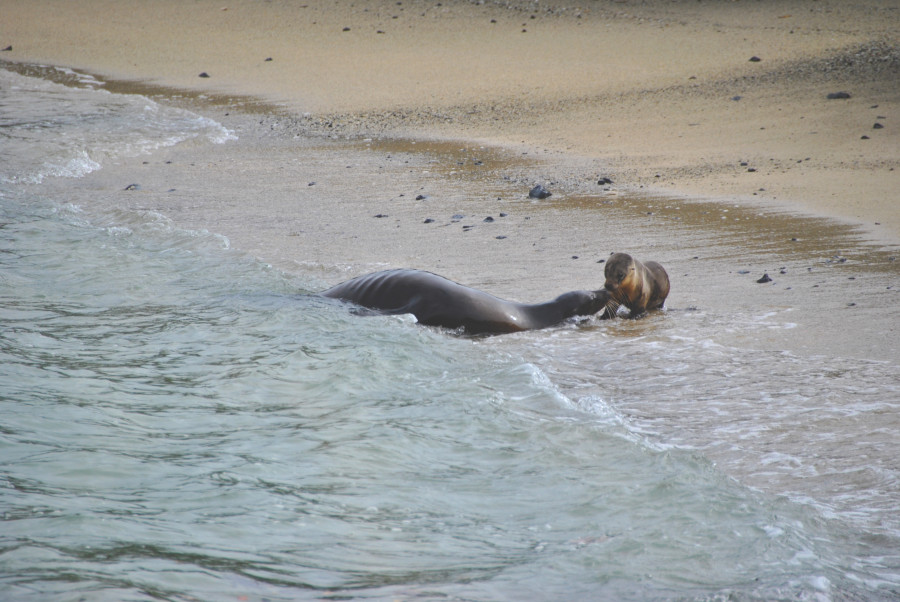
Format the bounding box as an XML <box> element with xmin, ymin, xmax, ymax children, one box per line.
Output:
<box><xmin>602</xmin><ymin>252</ymin><xmax>639</xmax><ymax>317</ymax></box>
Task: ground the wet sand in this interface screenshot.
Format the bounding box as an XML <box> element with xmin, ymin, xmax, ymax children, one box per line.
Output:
<box><xmin>2</xmin><ymin>0</ymin><xmax>899</xmax><ymax>360</ymax></box>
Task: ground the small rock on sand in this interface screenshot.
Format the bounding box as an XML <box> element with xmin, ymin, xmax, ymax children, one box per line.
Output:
<box><xmin>529</xmin><ymin>185</ymin><xmax>552</xmax><ymax>199</ymax></box>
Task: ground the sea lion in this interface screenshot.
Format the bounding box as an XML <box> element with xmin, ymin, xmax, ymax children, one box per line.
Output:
<box><xmin>602</xmin><ymin>253</ymin><xmax>670</xmax><ymax>318</ymax></box>
<box><xmin>320</xmin><ymin>269</ymin><xmax>611</xmax><ymax>335</ymax></box>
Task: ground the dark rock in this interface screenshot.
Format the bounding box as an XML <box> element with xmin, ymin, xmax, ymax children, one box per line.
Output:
<box><xmin>342</xmin><ymin>27</ymin><xmax>351</xmax><ymax>31</ymax></box>
<box><xmin>483</xmin><ymin>216</ymin><xmax>494</xmax><ymax>222</ymax></box>
<box><xmin>415</xmin><ymin>194</ymin><xmax>427</xmax><ymax>200</ymax></box>
<box><xmin>529</xmin><ymin>184</ymin><xmax>552</xmax><ymax>199</ymax></box>
<box><xmin>747</xmin><ymin>168</ymin><xmax>757</xmax><ymax>172</ymax></box>
<box><xmin>861</xmin><ymin>135</ymin><xmax>870</xmax><ymax>140</ymax></box>
<box><xmin>732</xmin><ymin>95</ymin><xmax>742</xmax><ymax>101</ymax></box>
<box><xmin>1</xmin><ymin>45</ymin><xmax>11</xmax><ymax>52</ymax></box>
<box><xmin>598</xmin><ymin>176</ymin><xmax>614</xmax><ymax>185</ymax></box>
<box><xmin>499</xmin><ymin>212</ymin><xmax>508</xmax><ymax>217</ymax></box>
<box><xmin>307</xmin><ymin>181</ymin><xmax>316</xmax><ymax>186</ymax></box>
<box><xmin>451</xmin><ymin>214</ymin><xmax>464</xmax><ymax>221</ymax></box>
<box><xmin>373</xmin><ymin>214</ymin><xmax>388</xmax><ymax>218</ymax></box>
<box><xmin>198</xmin><ymin>72</ymin><xmax>210</xmax><ymax>78</ymax></box>
<box><xmin>749</xmin><ymin>56</ymin><xmax>762</xmax><ymax>62</ymax></box>
<box><xmin>423</xmin><ymin>218</ymin><xmax>435</xmax><ymax>224</ymax></box>
<box><xmin>124</xmin><ymin>183</ymin><xmax>140</xmax><ymax>191</ymax></box>
<box><xmin>265</xmin><ymin>57</ymin><xmax>273</xmax><ymax>62</ymax></box>
<box><xmin>495</xmin><ymin>235</ymin><xmax>507</xmax><ymax>240</ymax></box>
<box><xmin>757</xmin><ymin>273</ymin><xmax>772</xmax><ymax>283</ymax></box>
<box><xmin>826</xmin><ymin>91</ymin><xmax>851</xmax><ymax>100</ymax></box>
<box><xmin>873</xmin><ymin>123</ymin><xmax>884</xmax><ymax>129</ymax></box>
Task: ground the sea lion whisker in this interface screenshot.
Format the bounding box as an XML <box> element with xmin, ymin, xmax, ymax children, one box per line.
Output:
<box><xmin>603</xmin><ymin>298</ymin><xmax>620</xmax><ymax>320</ymax></box>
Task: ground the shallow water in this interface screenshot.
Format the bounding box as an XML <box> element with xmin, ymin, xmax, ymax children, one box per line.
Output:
<box><xmin>2</xmin><ymin>65</ymin><xmax>900</xmax><ymax>601</ymax></box>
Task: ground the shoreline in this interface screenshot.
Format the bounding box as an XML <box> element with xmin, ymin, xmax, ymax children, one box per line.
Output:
<box><xmin>2</xmin><ymin>0</ymin><xmax>898</xmax><ymax>244</ymax></box>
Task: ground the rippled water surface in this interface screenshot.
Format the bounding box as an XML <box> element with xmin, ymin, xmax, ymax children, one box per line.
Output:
<box><xmin>2</xmin><ymin>65</ymin><xmax>899</xmax><ymax>601</ymax></box>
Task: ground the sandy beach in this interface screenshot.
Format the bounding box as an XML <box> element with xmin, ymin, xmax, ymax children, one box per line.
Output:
<box><xmin>3</xmin><ymin>0</ymin><xmax>898</xmax><ymax>238</ymax></box>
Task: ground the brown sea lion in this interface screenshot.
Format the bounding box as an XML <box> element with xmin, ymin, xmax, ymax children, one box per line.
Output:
<box><xmin>602</xmin><ymin>253</ymin><xmax>670</xmax><ymax>319</ymax></box>
<box><xmin>320</xmin><ymin>269</ymin><xmax>611</xmax><ymax>335</ymax></box>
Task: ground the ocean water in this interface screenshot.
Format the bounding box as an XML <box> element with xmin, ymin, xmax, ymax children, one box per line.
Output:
<box><xmin>2</xmin><ymin>65</ymin><xmax>899</xmax><ymax>601</ymax></box>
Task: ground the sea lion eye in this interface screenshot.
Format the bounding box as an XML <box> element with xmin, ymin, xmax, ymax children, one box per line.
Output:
<box><xmin>617</xmin><ymin>272</ymin><xmax>625</xmax><ymax>282</ymax></box>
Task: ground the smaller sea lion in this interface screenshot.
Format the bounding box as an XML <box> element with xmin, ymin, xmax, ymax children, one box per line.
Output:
<box><xmin>602</xmin><ymin>253</ymin><xmax>670</xmax><ymax>319</ymax></box>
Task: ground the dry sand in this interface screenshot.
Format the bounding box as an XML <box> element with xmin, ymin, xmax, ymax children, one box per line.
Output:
<box><xmin>3</xmin><ymin>0</ymin><xmax>898</xmax><ymax>240</ymax></box>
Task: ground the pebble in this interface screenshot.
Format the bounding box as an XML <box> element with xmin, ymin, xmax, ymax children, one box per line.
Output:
<box><xmin>749</xmin><ymin>56</ymin><xmax>762</xmax><ymax>62</ymax></box>
<box><xmin>529</xmin><ymin>184</ymin><xmax>552</xmax><ymax>199</ymax></box>
<box><xmin>826</xmin><ymin>91</ymin><xmax>851</xmax><ymax>99</ymax></box>
<box><xmin>483</xmin><ymin>216</ymin><xmax>494</xmax><ymax>222</ymax></box>
<box><xmin>598</xmin><ymin>177</ymin><xmax>614</xmax><ymax>185</ymax></box>
<box><xmin>757</xmin><ymin>273</ymin><xmax>772</xmax><ymax>283</ymax></box>
<box><xmin>423</xmin><ymin>218</ymin><xmax>435</xmax><ymax>224</ymax></box>
<box><xmin>873</xmin><ymin>123</ymin><xmax>884</xmax><ymax>129</ymax></box>
<box><xmin>415</xmin><ymin>194</ymin><xmax>427</xmax><ymax>200</ymax></box>
<box><xmin>198</xmin><ymin>72</ymin><xmax>210</xmax><ymax>78</ymax></box>
<box><xmin>124</xmin><ymin>183</ymin><xmax>140</xmax><ymax>191</ymax></box>
<box><xmin>373</xmin><ymin>214</ymin><xmax>388</xmax><ymax>218</ymax></box>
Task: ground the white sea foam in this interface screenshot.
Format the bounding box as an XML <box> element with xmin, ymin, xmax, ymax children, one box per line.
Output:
<box><xmin>0</xmin><ymin>66</ymin><xmax>235</xmax><ymax>185</ymax></box>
